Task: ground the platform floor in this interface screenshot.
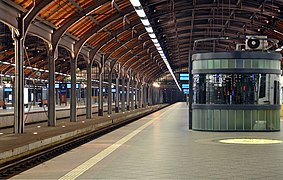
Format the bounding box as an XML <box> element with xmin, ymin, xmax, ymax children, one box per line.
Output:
<box><xmin>10</xmin><ymin>102</ymin><xmax>283</xmax><ymax>179</ymax></box>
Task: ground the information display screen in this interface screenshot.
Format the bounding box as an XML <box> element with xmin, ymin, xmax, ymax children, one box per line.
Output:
<box><xmin>180</xmin><ymin>73</ymin><xmax>189</xmax><ymax>81</ymax></box>
<box><xmin>183</xmin><ymin>89</ymin><xmax>189</xmax><ymax>94</ymax></box>
<box><xmin>182</xmin><ymin>84</ymin><xmax>189</xmax><ymax>89</ymax></box>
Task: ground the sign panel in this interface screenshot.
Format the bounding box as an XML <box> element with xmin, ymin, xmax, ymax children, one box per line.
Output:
<box><xmin>180</xmin><ymin>73</ymin><xmax>189</xmax><ymax>81</ymax></box>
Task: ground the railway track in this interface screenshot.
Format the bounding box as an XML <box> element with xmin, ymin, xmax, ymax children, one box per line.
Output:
<box><xmin>0</xmin><ymin>105</ymin><xmax>168</xmax><ymax>179</ymax></box>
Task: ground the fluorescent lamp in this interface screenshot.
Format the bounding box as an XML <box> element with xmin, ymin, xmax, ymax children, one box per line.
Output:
<box><xmin>149</xmin><ymin>33</ymin><xmax>156</xmax><ymax>39</ymax></box>
<box><xmin>141</xmin><ymin>19</ymin><xmax>150</xmax><ymax>26</ymax></box>
<box><xmin>154</xmin><ymin>43</ymin><xmax>160</xmax><ymax>47</ymax></box>
<box><xmin>136</xmin><ymin>9</ymin><xmax>146</xmax><ymax>18</ymax></box>
<box><xmin>145</xmin><ymin>26</ymin><xmax>153</xmax><ymax>33</ymax></box>
<box><xmin>130</xmin><ymin>0</ymin><xmax>181</xmax><ymax>91</ymax></box>
<box><xmin>152</xmin><ymin>39</ymin><xmax>158</xmax><ymax>43</ymax></box>
<box><xmin>130</xmin><ymin>0</ymin><xmax>141</xmax><ymax>7</ymax></box>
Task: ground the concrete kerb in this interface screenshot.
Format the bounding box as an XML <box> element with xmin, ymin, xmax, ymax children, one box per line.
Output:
<box><xmin>0</xmin><ymin>104</ymin><xmax>166</xmax><ymax>164</ymax></box>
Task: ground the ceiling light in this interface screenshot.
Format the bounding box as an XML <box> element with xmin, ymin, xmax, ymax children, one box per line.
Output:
<box><xmin>136</xmin><ymin>9</ymin><xmax>146</xmax><ymax>18</ymax></box>
<box><xmin>154</xmin><ymin>43</ymin><xmax>161</xmax><ymax>47</ymax></box>
<box><xmin>153</xmin><ymin>82</ymin><xmax>160</xmax><ymax>88</ymax></box>
<box><xmin>129</xmin><ymin>0</ymin><xmax>181</xmax><ymax>91</ymax></box>
<box><xmin>149</xmin><ymin>33</ymin><xmax>156</xmax><ymax>39</ymax></box>
<box><xmin>152</xmin><ymin>39</ymin><xmax>158</xmax><ymax>43</ymax></box>
<box><xmin>145</xmin><ymin>26</ymin><xmax>153</xmax><ymax>33</ymax></box>
<box><xmin>130</xmin><ymin>0</ymin><xmax>141</xmax><ymax>7</ymax></box>
<box><xmin>141</xmin><ymin>19</ymin><xmax>150</xmax><ymax>26</ymax></box>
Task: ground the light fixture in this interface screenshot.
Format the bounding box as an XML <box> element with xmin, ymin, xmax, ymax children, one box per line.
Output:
<box><xmin>135</xmin><ymin>9</ymin><xmax>146</xmax><ymax>18</ymax></box>
<box><xmin>145</xmin><ymin>26</ymin><xmax>153</xmax><ymax>33</ymax></box>
<box><xmin>153</xmin><ymin>82</ymin><xmax>160</xmax><ymax>88</ymax></box>
<box><xmin>129</xmin><ymin>0</ymin><xmax>141</xmax><ymax>7</ymax></box>
<box><xmin>152</xmin><ymin>39</ymin><xmax>158</xmax><ymax>43</ymax></box>
<box><xmin>149</xmin><ymin>33</ymin><xmax>156</xmax><ymax>39</ymax></box>
<box><xmin>130</xmin><ymin>0</ymin><xmax>181</xmax><ymax>91</ymax></box>
<box><xmin>141</xmin><ymin>19</ymin><xmax>150</xmax><ymax>26</ymax></box>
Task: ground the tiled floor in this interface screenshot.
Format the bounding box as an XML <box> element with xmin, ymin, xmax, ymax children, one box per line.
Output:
<box><xmin>11</xmin><ymin>102</ymin><xmax>283</xmax><ymax>179</ymax></box>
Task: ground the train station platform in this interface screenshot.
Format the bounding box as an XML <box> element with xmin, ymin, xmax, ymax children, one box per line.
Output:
<box><xmin>0</xmin><ymin>104</ymin><xmax>165</xmax><ymax>165</ymax></box>
<box><xmin>9</xmin><ymin>102</ymin><xmax>283</xmax><ymax>179</ymax></box>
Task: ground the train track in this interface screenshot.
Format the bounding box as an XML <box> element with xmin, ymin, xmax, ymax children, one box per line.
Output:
<box><xmin>0</xmin><ymin>105</ymin><xmax>168</xmax><ymax>179</ymax></box>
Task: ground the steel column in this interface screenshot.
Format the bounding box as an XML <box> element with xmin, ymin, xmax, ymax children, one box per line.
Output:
<box><xmin>70</xmin><ymin>57</ymin><xmax>77</xmax><ymax>122</ymax></box>
<box><xmin>48</xmin><ymin>49</ymin><xmax>56</xmax><ymax>126</ymax></box>
<box><xmin>115</xmin><ymin>77</ymin><xmax>119</xmax><ymax>113</ymax></box>
<box><xmin>131</xmin><ymin>78</ymin><xmax>134</xmax><ymax>110</ymax></box>
<box><xmin>121</xmin><ymin>77</ymin><xmax>125</xmax><ymax>112</ymax></box>
<box><xmin>126</xmin><ymin>78</ymin><xmax>130</xmax><ymax>111</ymax></box>
<box><xmin>135</xmin><ymin>81</ymin><xmax>138</xmax><ymax>109</ymax></box>
<box><xmin>108</xmin><ymin>73</ymin><xmax>112</xmax><ymax>115</ymax></box>
<box><xmin>140</xmin><ymin>84</ymin><xmax>143</xmax><ymax>108</ymax></box>
<box><xmin>98</xmin><ymin>71</ymin><xmax>103</xmax><ymax>116</ymax></box>
<box><xmin>12</xmin><ymin>24</ymin><xmax>24</xmax><ymax>133</ymax></box>
<box><xmin>98</xmin><ymin>55</ymin><xmax>105</xmax><ymax>116</ymax></box>
<box><xmin>148</xmin><ymin>86</ymin><xmax>151</xmax><ymax>106</ymax></box>
<box><xmin>86</xmin><ymin>62</ymin><xmax>92</xmax><ymax>119</ymax></box>
<box><xmin>145</xmin><ymin>85</ymin><xmax>148</xmax><ymax>107</ymax></box>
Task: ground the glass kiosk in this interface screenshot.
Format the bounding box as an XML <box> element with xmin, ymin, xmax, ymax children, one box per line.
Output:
<box><xmin>192</xmin><ymin>51</ymin><xmax>281</xmax><ymax>131</ymax></box>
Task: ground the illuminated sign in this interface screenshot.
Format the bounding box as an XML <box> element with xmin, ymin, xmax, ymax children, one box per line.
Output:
<box><xmin>183</xmin><ymin>89</ymin><xmax>189</xmax><ymax>94</ymax></box>
<box><xmin>180</xmin><ymin>73</ymin><xmax>189</xmax><ymax>81</ymax></box>
<box><xmin>182</xmin><ymin>84</ymin><xmax>189</xmax><ymax>89</ymax></box>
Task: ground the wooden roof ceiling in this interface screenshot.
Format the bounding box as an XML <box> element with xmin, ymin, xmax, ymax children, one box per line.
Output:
<box><xmin>0</xmin><ymin>0</ymin><xmax>283</xmax><ymax>83</ymax></box>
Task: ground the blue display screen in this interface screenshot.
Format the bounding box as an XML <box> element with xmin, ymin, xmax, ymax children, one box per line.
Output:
<box><xmin>111</xmin><ymin>89</ymin><xmax>116</xmax><ymax>93</ymax></box>
<box><xmin>182</xmin><ymin>84</ymin><xmax>189</xmax><ymax>89</ymax></box>
<box><xmin>97</xmin><ymin>88</ymin><xmax>106</xmax><ymax>92</ymax></box>
<box><xmin>183</xmin><ymin>89</ymin><xmax>189</xmax><ymax>94</ymax></box>
<box><xmin>4</xmin><ymin>88</ymin><xmax>12</xmax><ymax>92</ymax></box>
<box><xmin>180</xmin><ymin>73</ymin><xmax>189</xmax><ymax>81</ymax></box>
<box><xmin>67</xmin><ymin>84</ymin><xmax>80</xmax><ymax>89</ymax></box>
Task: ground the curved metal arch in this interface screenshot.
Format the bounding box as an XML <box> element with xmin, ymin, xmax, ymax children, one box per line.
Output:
<box><xmin>124</xmin><ymin>48</ymin><xmax>160</xmax><ymax>73</ymax></box>
<box><xmin>120</xmin><ymin>40</ymin><xmax>155</xmax><ymax>67</ymax></box>
<box><xmin>74</xmin><ymin>6</ymin><xmax>134</xmax><ymax>55</ymax></box>
<box><xmin>51</xmin><ymin>0</ymin><xmax>111</xmax><ymax>49</ymax></box>
<box><xmin>146</xmin><ymin>68</ymin><xmax>165</xmax><ymax>82</ymax></box>
<box><xmin>165</xmin><ymin>24</ymin><xmax>260</xmax><ymax>35</ymax></box>
<box><xmin>140</xmin><ymin>66</ymin><xmax>163</xmax><ymax>82</ymax></box>
<box><xmin>150</xmin><ymin>3</ymin><xmax>282</xmax><ymax>21</ymax></box>
<box><xmin>105</xmin><ymin>34</ymin><xmax>151</xmax><ymax>73</ymax></box>
<box><xmin>104</xmin><ymin>31</ymin><xmax>148</xmax><ymax>60</ymax></box>
<box><xmin>89</xmin><ymin>20</ymin><xmax>142</xmax><ymax>64</ymax></box>
<box><xmin>132</xmin><ymin>54</ymin><xmax>162</xmax><ymax>73</ymax></box>
<box><xmin>169</xmin><ymin>15</ymin><xmax>275</xmax><ymax>30</ymax></box>
<box><xmin>126</xmin><ymin>48</ymin><xmax>158</xmax><ymax>71</ymax></box>
<box><xmin>125</xmin><ymin>53</ymin><xmax>160</xmax><ymax>73</ymax></box>
<box><xmin>115</xmin><ymin>39</ymin><xmax>153</xmax><ymax>66</ymax></box>
<box><xmin>135</xmin><ymin>60</ymin><xmax>160</xmax><ymax>76</ymax></box>
<box><xmin>23</xmin><ymin>0</ymin><xmax>54</xmax><ymax>37</ymax></box>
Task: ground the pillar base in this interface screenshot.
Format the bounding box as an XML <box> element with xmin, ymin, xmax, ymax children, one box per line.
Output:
<box><xmin>115</xmin><ymin>107</ymin><xmax>119</xmax><ymax>113</ymax></box>
<box><xmin>98</xmin><ymin>109</ymin><xmax>103</xmax><ymax>116</ymax></box>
